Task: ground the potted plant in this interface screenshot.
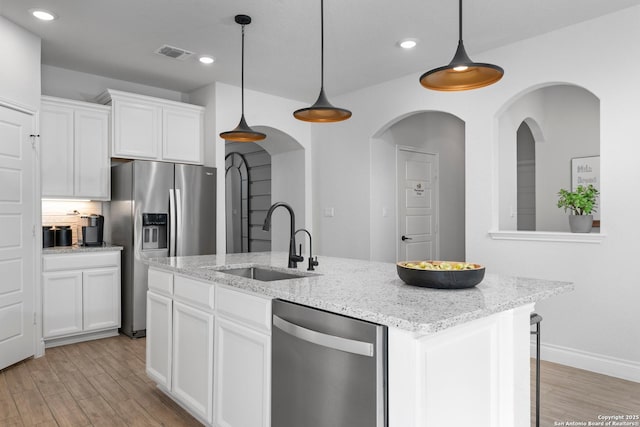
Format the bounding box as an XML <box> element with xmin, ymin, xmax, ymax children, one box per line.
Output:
<box><xmin>557</xmin><ymin>184</ymin><xmax>599</xmax><ymax>233</ymax></box>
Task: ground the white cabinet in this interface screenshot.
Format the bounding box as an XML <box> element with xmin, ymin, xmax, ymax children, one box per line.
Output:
<box><xmin>99</xmin><ymin>89</ymin><xmax>204</xmax><ymax>164</ymax></box>
<box><xmin>146</xmin><ymin>270</ymin><xmax>271</xmax><ymax>427</ymax></box>
<box><xmin>42</xmin><ymin>270</ymin><xmax>83</xmax><ymax>337</ymax></box>
<box><xmin>42</xmin><ymin>251</ymin><xmax>121</xmax><ymax>345</ymax></box>
<box><xmin>112</xmin><ymin>98</ymin><xmax>161</xmax><ymax>159</ymax></box>
<box><xmin>162</xmin><ymin>105</ymin><xmax>203</xmax><ymax>163</ymax></box>
<box><xmin>147</xmin><ymin>270</ymin><xmax>214</xmax><ymax>424</ymax></box>
<box><xmin>146</xmin><ymin>290</ymin><xmax>173</xmax><ymax>389</ymax></box>
<box><xmin>39</xmin><ymin>102</ymin><xmax>74</xmax><ymax>197</ymax></box>
<box><xmin>82</xmin><ymin>268</ymin><xmax>120</xmax><ymax>331</ymax></box>
<box><xmin>214</xmin><ymin>286</ymin><xmax>271</xmax><ymax>427</ymax></box>
<box><xmin>40</xmin><ymin>96</ymin><xmax>110</xmax><ymax>200</ymax></box>
<box><xmin>173</xmin><ymin>301</ymin><xmax>214</xmax><ymax>423</ymax></box>
<box><xmin>214</xmin><ymin>316</ymin><xmax>270</xmax><ymax>427</ymax></box>
<box><xmin>146</xmin><ymin>268</ymin><xmax>174</xmax><ymax>390</ymax></box>
<box><xmin>388</xmin><ymin>305</ymin><xmax>534</xmax><ymax>427</ymax></box>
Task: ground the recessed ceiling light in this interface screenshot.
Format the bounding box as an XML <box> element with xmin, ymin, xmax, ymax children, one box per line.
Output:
<box><xmin>199</xmin><ymin>56</ymin><xmax>215</xmax><ymax>65</ymax></box>
<box><xmin>30</xmin><ymin>9</ymin><xmax>57</xmax><ymax>21</ymax></box>
<box><xmin>399</xmin><ymin>39</ymin><xmax>418</xmax><ymax>49</ymax></box>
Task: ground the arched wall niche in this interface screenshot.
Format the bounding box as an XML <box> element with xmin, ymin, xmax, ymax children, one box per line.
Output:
<box><xmin>369</xmin><ymin>110</ymin><xmax>466</xmax><ymax>262</ymax></box>
<box><xmin>497</xmin><ymin>83</ymin><xmax>600</xmax><ymax>232</ymax></box>
<box><xmin>516</xmin><ymin>121</ymin><xmax>537</xmax><ymax>231</ymax></box>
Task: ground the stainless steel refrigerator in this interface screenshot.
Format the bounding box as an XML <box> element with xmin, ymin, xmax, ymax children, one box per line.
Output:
<box><xmin>110</xmin><ymin>161</ymin><xmax>216</xmax><ymax>338</ymax></box>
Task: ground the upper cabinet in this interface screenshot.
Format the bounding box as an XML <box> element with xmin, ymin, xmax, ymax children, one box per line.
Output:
<box><xmin>40</xmin><ymin>96</ymin><xmax>111</xmax><ymax>200</ymax></box>
<box><xmin>97</xmin><ymin>89</ymin><xmax>204</xmax><ymax>165</ymax></box>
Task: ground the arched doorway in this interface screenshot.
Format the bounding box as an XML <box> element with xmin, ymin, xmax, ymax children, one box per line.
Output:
<box><xmin>224</xmin><ymin>126</ymin><xmax>307</xmax><ymax>254</ymax></box>
<box><xmin>370</xmin><ymin>111</ymin><xmax>466</xmax><ymax>262</ymax></box>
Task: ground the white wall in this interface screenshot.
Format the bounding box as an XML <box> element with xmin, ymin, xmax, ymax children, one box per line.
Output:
<box><xmin>0</xmin><ymin>16</ymin><xmax>41</xmax><ymax>111</ymax></box>
<box><xmin>41</xmin><ymin>65</ymin><xmax>184</xmax><ymax>103</ymax></box>
<box><xmin>188</xmin><ymin>84</ymin><xmax>216</xmax><ymax>167</ymax></box>
<box><xmin>371</xmin><ymin>111</ymin><xmax>465</xmax><ymax>262</ymax></box>
<box><xmin>312</xmin><ymin>6</ymin><xmax>640</xmax><ymax>381</ymax></box>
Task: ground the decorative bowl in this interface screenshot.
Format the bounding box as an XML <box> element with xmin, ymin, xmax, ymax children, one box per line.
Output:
<box><xmin>396</xmin><ymin>260</ymin><xmax>485</xmax><ymax>289</ymax></box>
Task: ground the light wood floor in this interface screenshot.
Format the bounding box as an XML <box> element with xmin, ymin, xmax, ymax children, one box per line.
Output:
<box><xmin>531</xmin><ymin>359</ymin><xmax>640</xmax><ymax>426</ymax></box>
<box><xmin>1</xmin><ymin>335</ymin><xmax>639</xmax><ymax>426</ymax></box>
<box><xmin>0</xmin><ymin>335</ymin><xmax>200</xmax><ymax>426</ymax></box>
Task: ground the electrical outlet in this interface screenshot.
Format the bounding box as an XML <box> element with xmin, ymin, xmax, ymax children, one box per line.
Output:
<box><xmin>323</xmin><ymin>207</ymin><xmax>335</xmax><ymax>217</ymax></box>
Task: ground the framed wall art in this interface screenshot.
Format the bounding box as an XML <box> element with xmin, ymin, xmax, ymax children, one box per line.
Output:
<box><xmin>571</xmin><ymin>155</ymin><xmax>600</xmax><ymax>224</ymax></box>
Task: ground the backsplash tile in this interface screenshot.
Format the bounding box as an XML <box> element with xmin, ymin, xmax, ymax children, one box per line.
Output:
<box><xmin>42</xmin><ymin>200</ymin><xmax>103</xmax><ymax>245</ymax></box>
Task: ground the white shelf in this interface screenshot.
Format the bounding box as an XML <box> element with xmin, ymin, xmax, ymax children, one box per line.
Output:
<box><xmin>488</xmin><ymin>230</ymin><xmax>605</xmax><ymax>244</ymax></box>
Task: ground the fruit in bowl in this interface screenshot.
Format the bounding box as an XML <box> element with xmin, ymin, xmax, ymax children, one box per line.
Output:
<box><xmin>396</xmin><ymin>260</ymin><xmax>485</xmax><ymax>289</ymax></box>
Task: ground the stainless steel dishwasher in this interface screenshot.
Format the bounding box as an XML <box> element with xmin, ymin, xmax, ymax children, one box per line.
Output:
<box><xmin>272</xmin><ymin>299</ymin><xmax>387</xmax><ymax>427</ymax></box>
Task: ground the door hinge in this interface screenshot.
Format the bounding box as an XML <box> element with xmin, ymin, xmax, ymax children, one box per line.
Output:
<box><xmin>32</xmin><ymin>225</ymin><xmax>36</xmax><ymax>237</ymax></box>
<box><xmin>29</xmin><ymin>134</ymin><xmax>39</xmax><ymax>150</ymax></box>
<box><xmin>33</xmin><ymin>312</ymin><xmax>37</xmax><ymax>326</ymax></box>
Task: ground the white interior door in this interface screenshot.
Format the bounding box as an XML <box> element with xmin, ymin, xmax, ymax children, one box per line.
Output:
<box><xmin>0</xmin><ymin>105</ymin><xmax>36</xmax><ymax>370</ymax></box>
<box><xmin>397</xmin><ymin>147</ymin><xmax>438</xmax><ymax>262</ymax></box>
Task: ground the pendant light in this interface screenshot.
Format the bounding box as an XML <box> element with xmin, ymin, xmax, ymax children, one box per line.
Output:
<box><xmin>293</xmin><ymin>0</ymin><xmax>351</xmax><ymax>123</ymax></box>
<box><xmin>220</xmin><ymin>15</ymin><xmax>266</xmax><ymax>142</ymax></box>
<box><xmin>420</xmin><ymin>0</ymin><xmax>503</xmax><ymax>91</ymax></box>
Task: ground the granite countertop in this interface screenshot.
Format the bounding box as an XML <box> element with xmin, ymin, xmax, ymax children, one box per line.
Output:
<box><xmin>42</xmin><ymin>243</ymin><xmax>124</xmax><ymax>254</ymax></box>
<box><xmin>146</xmin><ymin>252</ymin><xmax>573</xmax><ymax>335</ymax></box>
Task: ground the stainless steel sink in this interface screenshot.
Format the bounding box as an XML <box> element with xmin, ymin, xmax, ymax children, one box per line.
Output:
<box><xmin>217</xmin><ymin>266</ymin><xmax>309</xmax><ymax>282</ymax></box>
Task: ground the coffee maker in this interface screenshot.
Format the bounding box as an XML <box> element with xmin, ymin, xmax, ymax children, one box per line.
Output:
<box><xmin>79</xmin><ymin>214</ymin><xmax>104</xmax><ymax>246</ymax></box>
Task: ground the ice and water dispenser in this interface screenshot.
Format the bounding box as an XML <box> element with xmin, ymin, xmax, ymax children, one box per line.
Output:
<box><xmin>142</xmin><ymin>213</ymin><xmax>168</xmax><ymax>250</ymax></box>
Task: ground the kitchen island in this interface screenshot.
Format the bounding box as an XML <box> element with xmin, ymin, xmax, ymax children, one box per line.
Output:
<box><xmin>145</xmin><ymin>252</ymin><xmax>572</xmax><ymax>427</ymax></box>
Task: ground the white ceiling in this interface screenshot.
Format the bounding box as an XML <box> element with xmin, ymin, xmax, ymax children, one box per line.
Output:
<box><xmin>1</xmin><ymin>0</ymin><xmax>639</xmax><ymax>102</ymax></box>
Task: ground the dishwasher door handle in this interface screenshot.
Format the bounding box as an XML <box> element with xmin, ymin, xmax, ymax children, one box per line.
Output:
<box><xmin>273</xmin><ymin>315</ymin><xmax>374</xmax><ymax>357</ymax></box>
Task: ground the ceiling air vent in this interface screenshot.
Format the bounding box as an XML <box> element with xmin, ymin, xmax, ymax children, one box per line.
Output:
<box><xmin>155</xmin><ymin>45</ymin><xmax>194</xmax><ymax>61</ymax></box>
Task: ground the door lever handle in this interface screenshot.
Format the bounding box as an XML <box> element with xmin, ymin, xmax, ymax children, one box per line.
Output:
<box><xmin>401</xmin><ymin>235</ymin><xmax>412</xmax><ymax>241</ymax></box>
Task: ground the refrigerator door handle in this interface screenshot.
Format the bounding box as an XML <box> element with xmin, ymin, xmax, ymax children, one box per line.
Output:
<box><xmin>169</xmin><ymin>188</ymin><xmax>176</xmax><ymax>256</ymax></box>
<box><xmin>175</xmin><ymin>188</ymin><xmax>183</xmax><ymax>256</ymax></box>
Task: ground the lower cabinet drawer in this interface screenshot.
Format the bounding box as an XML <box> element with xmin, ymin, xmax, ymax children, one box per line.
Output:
<box><xmin>148</xmin><ymin>268</ymin><xmax>174</xmax><ymax>296</ymax></box>
<box><xmin>174</xmin><ymin>274</ymin><xmax>214</xmax><ymax>311</ymax></box>
<box><xmin>43</xmin><ymin>251</ymin><xmax>120</xmax><ymax>272</ymax></box>
<box><xmin>215</xmin><ymin>285</ymin><xmax>272</xmax><ymax>333</ymax></box>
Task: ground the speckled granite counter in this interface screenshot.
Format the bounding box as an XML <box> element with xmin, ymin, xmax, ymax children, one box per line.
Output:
<box><xmin>42</xmin><ymin>244</ymin><xmax>123</xmax><ymax>254</ymax></box>
<box><xmin>146</xmin><ymin>251</ymin><xmax>572</xmax><ymax>335</ymax></box>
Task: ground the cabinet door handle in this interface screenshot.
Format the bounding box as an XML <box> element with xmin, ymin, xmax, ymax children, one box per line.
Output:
<box><xmin>273</xmin><ymin>315</ymin><xmax>374</xmax><ymax>357</ymax></box>
<box><xmin>401</xmin><ymin>235</ymin><xmax>412</xmax><ymax>241</ymax></box>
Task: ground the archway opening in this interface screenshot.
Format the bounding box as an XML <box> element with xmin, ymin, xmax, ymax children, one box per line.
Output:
<box><xmin>225</xmin><ymin>126</ymin><xmax>306</xmax><ymax>254</ymax></box>
<box><xmin>370</xmin><ymin>111</ymin><xmax>466</xmax><ymax>262</ymax></box>
<box><xmin>497</xmin><ymin>84</ymin><xmax>600</xmax><ymax>232</ymax></box>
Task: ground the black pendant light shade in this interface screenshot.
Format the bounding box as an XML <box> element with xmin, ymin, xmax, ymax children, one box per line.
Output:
<box><xmin>420</xmin><ymin>0</ymin><xmax>503</xmax><ymax>91</ymax></box>
<box><xmin>294</xmin><ymin>0</ymin><xmax>351</xmax><ymax>122</ymax></box>
<box><xmin>220</xmin><ymin>15</ymin><xmax>266</xmax><ymax>142</ymax></box>
<box><xmin>294</xmin><ymin>88</ymin><xmax>352</xmax><ymax>123</ymax></box>
<box><xmin>219</xmin><ymin>114</ymin><xmax>265</xmax><ymax>142</ymax></box>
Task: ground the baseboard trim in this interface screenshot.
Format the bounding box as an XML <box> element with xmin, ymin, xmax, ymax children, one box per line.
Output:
<box><xmin>44</xmin><ymin>329</ymin><xmax>119</xmax><ymax>349</ymax></box>
<box><xmin>531</xmin><ymin>340</ymin><xmax>640</xmax><ymax>383</ymax></box>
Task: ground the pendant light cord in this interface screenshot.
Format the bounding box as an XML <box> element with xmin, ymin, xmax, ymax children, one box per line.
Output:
<box><xmin>320</xmin><ymin>0</ymin><xmax>324</xmax><ymax>88</ymax></box>
<box><xmin>458</xmin><ymin>0</ymin><xmax>463</xmax><ymax>42</ymax></box>
<box><xmin>241</xmin><ymin>23</ymin><xmax>246</xmax><ymax>116</ymax></box>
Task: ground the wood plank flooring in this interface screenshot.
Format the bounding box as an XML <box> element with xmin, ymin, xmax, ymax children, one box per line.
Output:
<box><xmin>0</xmin><ymin>335</ymin><xmax>200</xmax><ymax>427</ymax></box>
<box><xmin>532</xmin><ymin>359</ymin><xmax>640</xmax><ymax>426</ymax></box>
<box><xmin>1</xmin><ymin>335</ymin><xmax>639</xmax><ymax>426</ymax></box>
